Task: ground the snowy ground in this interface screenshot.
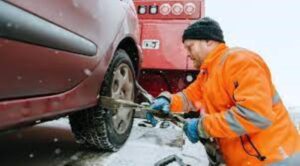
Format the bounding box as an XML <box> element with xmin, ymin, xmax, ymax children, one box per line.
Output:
<box><xmin>90</xmin><ymin>119</ymin><xmax>209</xmax><ymax>166</ymax></box>
<box><xmin>0</xmin><ymin>118</ymin><xmax>209</xmax><ymax>166</ymax></box>
<box><xmin>2</xmin><ymin>109</ymin><xmax>299</xmax><ymax>166</ymax></box>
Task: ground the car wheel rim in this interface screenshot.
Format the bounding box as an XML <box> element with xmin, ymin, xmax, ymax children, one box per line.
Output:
<box><xmin>111</xmin><ymin>63</ymin><xmax>134</xmax><ymax>134</ymax></box>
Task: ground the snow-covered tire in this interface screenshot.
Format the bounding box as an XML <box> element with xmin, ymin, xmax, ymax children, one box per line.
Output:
<box><xmin>69</xmin><ymin>49</ymin><xmax>136</xmax><ymax>151</ymax></box>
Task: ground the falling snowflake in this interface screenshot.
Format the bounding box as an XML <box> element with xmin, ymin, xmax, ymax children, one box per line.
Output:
<box><xmin>73</xmin><ymin>0</ymin><xmax>79</xmax><ymax>8</ymax></box>
<box><xmin>53</xmin><ymin>138</ymin><xmax>59</xmax><ymax>142</ymax></box>
<box><xmin>6</xmin><ymin>22</ymin><xmax>12</xmax><ymax>28</ymax></box>
<box><xmin>51</xmin><ymin>101</ymin><xmax>60</xmax><ymax>108</ymax></box>
<box><xmin>84</xmin><ymin>69</ymin><xmax>92</xmax><ymax>76</ymax></box>
<box><xmin>17</xmin><ymin>76</ymin><xmax>22</xmax><ymax>80</ymax></box>
<box><xmin>54</xmin><ymin>148</ymin><xmax>61</xmax><ymax>155</ymax></box>
<box><xmin>186</xmin><ymin>75</ymin><xmax>193</xmax><ymax>82</ymax></box>
<box><xmin>29</xmin><ymin>153</ymin><xmax>34</xmax><ymax>158</ymax></box>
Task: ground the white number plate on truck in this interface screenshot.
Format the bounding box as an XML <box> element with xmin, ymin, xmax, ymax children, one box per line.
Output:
<box><xmin>142</xmin><ymin>39</ymin><xmax>160</xmax><ymax>50</ymax></box>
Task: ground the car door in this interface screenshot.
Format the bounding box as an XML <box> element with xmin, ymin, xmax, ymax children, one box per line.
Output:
<box><xmin>0</xmin><ymin>0</ymin><xmax>125</xmax><ymax>100</ymax></box>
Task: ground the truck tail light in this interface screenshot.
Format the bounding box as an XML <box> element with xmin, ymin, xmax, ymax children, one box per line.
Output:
<box><xmin>159</xmin><ymin>3</ymin><xmax>171</xmax><ymax>15</ymax></box>
<box><xmin>138</xmin><ymin>5</ymin><xmax>147</xmax><ymax>14</ymax></box>
<box><xmin>172</xmin><ymin>3</ymin><xmax>183</xmax><ymax>15</ymax></box>
<box><xmin>184</xmin><ymin>3</ymin><xmax>196</xmax><ymax>15</ymax></box>
<box><xmin>149</xmin><ymin>5</ymin><xmax>158</xmax><ymax>14</ymax></box>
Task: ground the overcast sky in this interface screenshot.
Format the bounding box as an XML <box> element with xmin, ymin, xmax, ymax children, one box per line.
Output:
<box><xmin>205</xmin><ymin>0</ymin><xmax>300</xmax><ymax>107</ymax></box>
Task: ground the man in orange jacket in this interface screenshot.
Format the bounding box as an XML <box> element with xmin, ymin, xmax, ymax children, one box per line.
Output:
<box><xmin>147</xmin><ymin>17</ymin><xmax>300</xmax><ymax>165</ymax></box>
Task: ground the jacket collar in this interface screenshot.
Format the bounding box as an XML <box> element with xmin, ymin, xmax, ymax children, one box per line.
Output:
<box><xmin>200</xmin><ymin>43</ymin><xmax>228</xmax><ymax>71</ymax></box>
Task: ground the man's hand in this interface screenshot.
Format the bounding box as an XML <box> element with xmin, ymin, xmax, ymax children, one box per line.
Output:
<box><xmin>150</xmin><ymin>97</ymin><xmax>170</xmax><ymax>114</ymax></box>
<box><xmin>183</xmin><ymin>119</ymin><xmax>200</xmax><ymax>143</ymax></box>
<box><xmin>183</xmin><ymin>118</ymin><xmax>210</xmax><ymax>143</ymax></box>
<box><xmin>146</xmin><ymin>92</ymin><xmax>171</xmax><ymax>126</ymax></box>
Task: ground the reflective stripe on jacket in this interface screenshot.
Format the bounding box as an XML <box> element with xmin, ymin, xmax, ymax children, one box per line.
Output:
<box><xmin>170</xmin><ymin>43</ymin><xmax>300</xmax><ymax>165</ymax></box>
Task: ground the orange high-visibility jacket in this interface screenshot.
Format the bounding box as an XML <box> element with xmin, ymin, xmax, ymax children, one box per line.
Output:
<box><xmin>170</xmin><ymin>44</ymin><xmax>300</xmax><ymax>165</ymax></box>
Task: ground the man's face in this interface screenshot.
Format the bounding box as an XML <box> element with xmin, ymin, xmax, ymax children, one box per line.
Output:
<box><xmin>183</xmin><ymin>39</ymin><xmax>211</xmax><ymax>69</ymax></box>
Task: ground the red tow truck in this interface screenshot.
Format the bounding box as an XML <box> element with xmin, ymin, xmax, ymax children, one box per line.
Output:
<box><xmin>134</xmin><ymin>0</ymin><xmax>205</xmax><ymax>97</ymax></box>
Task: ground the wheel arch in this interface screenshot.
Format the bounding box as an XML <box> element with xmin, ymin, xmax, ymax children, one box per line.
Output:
<box><xmin>116</xmin><ymin>37</ymin><xmax>141</xmax><ymax>77</ymax></box>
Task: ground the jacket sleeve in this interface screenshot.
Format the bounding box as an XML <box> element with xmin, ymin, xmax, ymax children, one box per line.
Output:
<box><xmin>170</xmin><ymin>74</ymin><xmax>204</xmax><ymax>113</ymax></box>
<box><xmin>202</xmin><ymin>52</ymin><xmax>277</xmax><ymax>138</ymax></box>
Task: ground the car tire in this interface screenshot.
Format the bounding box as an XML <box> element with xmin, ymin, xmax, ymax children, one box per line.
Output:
<box><xmin>69</xmin><ymin>49</ymin><xmax>136</xmax><ymax>151</ymax></box>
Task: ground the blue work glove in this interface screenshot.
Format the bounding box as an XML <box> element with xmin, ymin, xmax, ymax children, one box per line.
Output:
<box><xmin>146</xmin><ymin>92</ymin><xmax>171</xmax><ymax>126</ymax></box>
<box><xmin>183</xmin><ymin>118</ymin><xmax>200</xmax><ymax>143</ymax></box>
<box><xmin>145</xmin><ymin>111</ymin><xmax>158</xmax><ymax>126</ymax></box>
<box><xmin>150</xmin><ymin>97</ymin><xmax>170</xmax><ymax>114</ymax></box>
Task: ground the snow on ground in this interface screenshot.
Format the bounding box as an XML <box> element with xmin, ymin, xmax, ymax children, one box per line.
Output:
<box><xmin>34</xmin><ymin>118</ymin><xmax>209</xmax><ymax>166</ymax></box>
<box><xmin>60</xmin><ymin>109</ymin><xmax>300</xmax><ymax>166</ymax></box>
<box><xmin>101</xmin><ymin>119</ymin><xmax>209</xmax><ymax>166</ymax></box>
<box><xmin>4</xmin><ymin>108</ymin><xmax>300</xmax><ymax>166</ymax></box>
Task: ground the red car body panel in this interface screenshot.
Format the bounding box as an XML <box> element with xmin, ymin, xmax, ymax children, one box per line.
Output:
<box><xmin>0</xmin><ymin>0</ymin><xmax>141</xmax><ymax>130</ymax></box>
<box><xmin>140</xmin><ymin>20</ymin><xmax>192</xmax><ymax>70</ymax></box>
<box><xmin>0</xmin><ymin>38</ymin><xmax>97</xmax><ymax>100</ymax></box>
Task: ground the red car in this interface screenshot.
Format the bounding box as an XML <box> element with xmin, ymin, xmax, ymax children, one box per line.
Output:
<box><xmin>0</xmin><ymin>0</ymin><xmax>142</xmax><ymax>151</ymax></box>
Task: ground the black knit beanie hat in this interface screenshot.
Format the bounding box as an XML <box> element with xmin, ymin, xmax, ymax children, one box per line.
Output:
<box><xmin>182</xmin><ymin>17</ymin><xmax>225</xmax><ymax>43</ymax></box>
